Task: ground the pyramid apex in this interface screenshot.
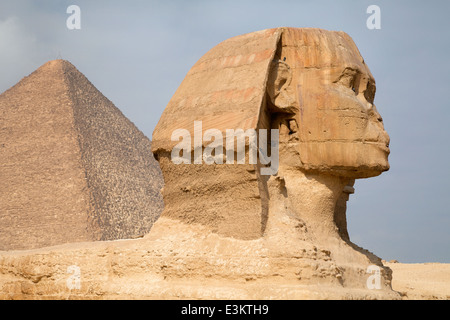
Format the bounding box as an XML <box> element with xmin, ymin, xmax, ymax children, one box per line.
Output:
<box><xmin>39</xmin><ymin>59</ymin><xmax>75</xmax><ymax>70</ymax></box>
<box><xmin>0</xmin><ymin>60</ymin><xmax>73</xmax><ymax>97</ymax></box>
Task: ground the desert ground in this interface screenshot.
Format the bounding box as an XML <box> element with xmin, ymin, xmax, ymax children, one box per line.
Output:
<box><xmin>384</xmin><ymin>262</ymin><xmax>450</xmax><ymax>300</ymax></box>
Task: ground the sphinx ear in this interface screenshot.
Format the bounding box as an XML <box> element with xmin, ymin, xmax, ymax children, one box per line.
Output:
<box><xmin>266</xmin><ymin>60</ymin><xmax>297</xmax><ymax>114</ymax></box>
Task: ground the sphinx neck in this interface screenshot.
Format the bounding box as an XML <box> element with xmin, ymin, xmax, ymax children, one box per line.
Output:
<box><xmin>281</xmin><ymin>168</ymin><xmax>350</xmax><ymax>241</ymax></box>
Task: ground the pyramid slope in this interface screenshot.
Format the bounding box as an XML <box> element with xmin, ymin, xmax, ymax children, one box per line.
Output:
<box><xmin>0</xmin><ymin>60</ymin><xmax>163</xmax><ymax>250</ymax></box>
<box><xmin>61</xmin><ymin>60</ymin><xmax>164</xmax><ymax>241</ymax></box>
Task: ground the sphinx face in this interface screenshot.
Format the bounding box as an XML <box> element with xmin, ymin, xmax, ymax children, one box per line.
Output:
<box><xmin>272</xmin><ymin>29</ymin><xmax>390</xmax><ymax>178</ymax></box>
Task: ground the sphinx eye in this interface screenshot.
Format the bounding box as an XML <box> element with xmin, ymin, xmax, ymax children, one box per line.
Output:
<box><xmin>364</xmin><ymin>81</ymin><xmax>376</xmax><ymax>104</ymax></box>
<box><xmin>335</xmin><ymin>67</ymin><xmax>359</xmax><ymax>94</ymax></box>
<box><xmin>344</xmin><ymin>75</ymin><xmax>359</xmax><ymax>95</ymax></box>
<box><xmin>350</xmin><ymin>73</ymin><xmax>361</xmax><ymax>95</ymax></box>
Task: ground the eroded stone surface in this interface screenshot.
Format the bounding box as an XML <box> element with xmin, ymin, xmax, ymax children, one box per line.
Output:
<box><xmin>0</xmin><ymin>28</ymin><xmax>398</xmax><ymax>300</ymax></box>
<box><xmin>150</xmin><ymin>27</ymin><xmax>396</xmax><ymax>298</ymax></box>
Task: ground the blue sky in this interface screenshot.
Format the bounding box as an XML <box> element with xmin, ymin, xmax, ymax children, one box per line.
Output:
<box><xmin>0</xmin><ymin>0</ymin><xmax>449</xmax><ymax>262</ymax></box>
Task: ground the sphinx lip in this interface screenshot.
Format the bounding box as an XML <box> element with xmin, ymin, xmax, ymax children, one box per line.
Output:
<box><xmin>365</xmin><ymin>141</ymin><xmax>390</xmax><ymax>154</ymax></box>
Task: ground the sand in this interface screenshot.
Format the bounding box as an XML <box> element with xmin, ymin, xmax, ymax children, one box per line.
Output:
<box><xmin>385</xmin><ymin>262</ymin><xmax>450</xmax><ymax>300</ymax></box>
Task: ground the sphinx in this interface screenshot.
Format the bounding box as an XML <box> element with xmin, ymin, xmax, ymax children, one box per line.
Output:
<box><xmin>149</xmin><ymin>27</ymin><xmax>396</xmax><ymax>298</ymax></box>
<box><xmin>0</xmin><ymin>28</ymin><xmax>398</xmax><ymax>300</ymax></box>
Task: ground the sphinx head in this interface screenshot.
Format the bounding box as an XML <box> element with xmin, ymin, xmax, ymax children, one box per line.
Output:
<box><xmin>152</xmin><ymin>27</ymin><xmax>390</xmax><ymax>239</ymax></box>
<box><xmin>267</xmin><ymin>28</ymin><xmax>390</xmax><ymax>178</ymax></box>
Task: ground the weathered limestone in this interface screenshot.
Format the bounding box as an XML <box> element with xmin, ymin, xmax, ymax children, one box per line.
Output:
<box><xmin>150</xmin><ymin>27</ymin><xmax>396</xmax><ymax>297</ymax></box>
<box><xmin>152</xmin><ymin>27</ymin><xmax>390</xmax><ymax>241</ymax></box>
<box><xmin>0</xmin><ymin>60</ymin><xmax>164</xmax><ymax>250</ymax></box>
<box><xmin>0</xmin><ymin>28</ymin><xmax>399</xmax><ymax>300</ymax></box>
<box><xmin>0</xmin><ymin>219</ymin><xmax>399</xmax><ymax>300</ymax></box>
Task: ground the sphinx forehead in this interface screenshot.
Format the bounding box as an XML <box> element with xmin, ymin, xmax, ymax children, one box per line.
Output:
<box><xmin>279</xmin><ymin>28</ymin><xmax>363</xmax><ymax>68</ymax></box>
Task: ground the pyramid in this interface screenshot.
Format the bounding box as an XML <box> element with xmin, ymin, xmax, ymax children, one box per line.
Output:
<box><xmin>0</xmin><ymin>60</ymin><xmax>164</xmax><ymax>250</ymax></box>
